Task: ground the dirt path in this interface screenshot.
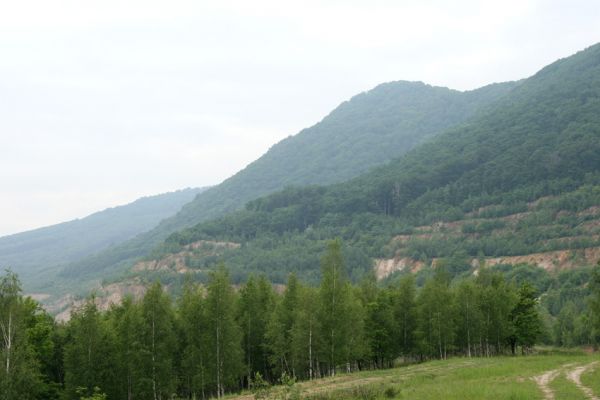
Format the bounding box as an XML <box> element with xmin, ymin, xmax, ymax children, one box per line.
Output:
<box><xmin>533</xmin><ymin>369</ymin><xmax>562</xmax><ymax>400</ymax></box>
<box><xmin>566</xmin><ymin>362</ymin><xmax>599</xmax><ymax>400</ymax></box>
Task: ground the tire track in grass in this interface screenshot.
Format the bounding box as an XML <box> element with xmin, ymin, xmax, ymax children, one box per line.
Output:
<box><xmin>566</xmin><ymin>362</ymin><xmax>599</xmax><ymax>400</ymax></box>
<box><xmin>533</xmin><ymin>369</ymin><xmax>562</xmax><ymax>400</ymax></box>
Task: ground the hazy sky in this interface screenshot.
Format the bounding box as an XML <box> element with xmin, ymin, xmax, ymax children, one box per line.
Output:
<box><xmin>1</xmin><ymin>0</ymin><xmax>599</xmax><ymax>236</ymax></box>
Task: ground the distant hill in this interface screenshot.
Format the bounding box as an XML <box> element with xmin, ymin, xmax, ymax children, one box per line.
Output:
<box><xmin>59</xmin><ymin>80</ymin><xmax>517</xmax><ymax>286</ymax></box>
<box><xmin>142</xmin><ymin>43</ymin><xmax>600</xmax><ymax>284</ymax></box>
<box><xmin>0</xmin><ymin>187</ymin><xmax>205</xmax><ymax>288</ymax></box>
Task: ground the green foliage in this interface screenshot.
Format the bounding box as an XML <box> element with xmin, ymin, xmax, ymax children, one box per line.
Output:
<box><xmin>205</xmin><ymin>265</ymin><xmax>244</xmax><ymax>397</ymax></box>
<box><xmin>0</xmin><ymin>270</ymin><xmax>45</xmax><ymax>400</ymax></box>
<box><xmin>0</xmin><ymin>188</ymin><xmax>204</xmax><ymax>293</ymax></box>
<box><xmin>139</xmin><ymin>283</ymin><xmax>177</xmax><ymax>399</ymax></box>
<box><xmin>589</xmin><ymin>261</ymin><xmax>600</xmax><ymax>346</ymax></box>
<box><xmin>142</xmin><ymin>44</ymin><xmax>600</xmax><ymax>290</ymax></box>
<box><xmin>63</xmin><ymin>297</ymin><xmax>118</xmax><ymax>399</ymax></box>
<box><xmin>62</xmin><ymin>81</ymin><xmax>517</xmax><ymax>289</ymax></box>
<box><xmin>250</xmin><ymin>372</ymin><xmax>271</xmax><ymax>399</ymax></box>
<box><xmin>76</xmin><ymin>387</ymin><xmax>107</xmax><ymax>400</ymax></box>
<box><xmin>510</xmin><ymin>283</ymin><xmax>543</xmax><ymax>353</ymax></box>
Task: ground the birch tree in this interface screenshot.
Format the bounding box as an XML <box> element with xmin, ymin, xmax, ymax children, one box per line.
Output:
<box><xmin>291</xmin><ymin>285</ymin><xmax>321</xmax><ymax>380</ymax></box>
<box><xmin>206</xmin><ymin>265</ymin><xmax>243</xmax><ymax>398</ymax></box>
<box><xmin>266</xmin><ymin>273</ymin><xmax>299</xmax><ymax>377</ymax></box>
<box><xmin>140</xmin><ymin>283</ymin><xmax>176</xmax><ymax>400</ymax></box>
<box><xmin>318</xmin><ymin>240</ymin><xmax>353</xmax><ymax>376</ymax></box>
<box><xmin>64</xmin><ymin>297</ymin><xmax>118</xmax><ymax>399</ymax></box>
<box><xmin>0</xmin><ymin>270</ymin><xmax>41</xmax><ymax>399</ymax></box>
<box><xmin>178</xmin><ymin>280</ymin><xmax>208</xmax><ymax>399</ymax></box>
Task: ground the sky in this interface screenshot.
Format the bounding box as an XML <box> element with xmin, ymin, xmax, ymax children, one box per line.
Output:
<box><xmin>1</xmin><ymin>0</ymin><xmax>599</xmax><ymax>236</ymax></box>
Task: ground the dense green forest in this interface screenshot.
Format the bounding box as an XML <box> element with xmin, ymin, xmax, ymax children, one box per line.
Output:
<box><xmin>0</xmin><ymin>188</ymin><xmax>204</xmax><ymax>290</ymax></box>
<box><xmin>57</xmin><ymin>81</ymin><xmax>517</xmax><ymax>291</ymax></box>
<box><xmin>2</xmin><ymin>242</ymin><xmax>600</xmax><ymax>399</ymax></box>
<box><xmin>138</xmin><ymin>43</ymin><xmax>600</xmax><ymax>287</ymax></box>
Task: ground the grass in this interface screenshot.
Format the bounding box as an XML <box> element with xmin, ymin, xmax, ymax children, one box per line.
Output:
<box><xmin>226</xmin><ymin>349</ymin><xmax>600</xmax><ymax>400</ymax></box>
<box><xmin>580</xmin><ymin>362</ymin><xmax>600</xmax><ymax>397</ymax></box>
<box><xmin>549</xmin><ymin>373</ymin><xmax>588</xmax><ymax>400</ymax></box>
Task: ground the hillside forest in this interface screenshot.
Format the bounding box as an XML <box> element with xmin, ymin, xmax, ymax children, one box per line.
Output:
<box><xmin>2</xmin><ymin>241</ymin><xmax>600</xmax><ymax>399</ymax></box>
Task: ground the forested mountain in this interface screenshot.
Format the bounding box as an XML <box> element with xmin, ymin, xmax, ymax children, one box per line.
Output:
<box><xmin>141</xmin><ymin>43</ymin><xmax>600</xmax><ymax>285</ymax></box>
<box><xmin>58</xmin><ymin>80</ymin><xmax>516</xmax><ymax>285</ymax></box>
<box><xmin>0</xmin><ymin>187</ymin><xmax>204</xmax><ymax>288</ymax></box>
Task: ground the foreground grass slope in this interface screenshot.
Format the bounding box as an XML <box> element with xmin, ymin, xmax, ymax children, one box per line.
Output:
<box><xmin>227</xmin><ymin>351</ymin><xmax>599</xmax><ymax>400</ymax></box>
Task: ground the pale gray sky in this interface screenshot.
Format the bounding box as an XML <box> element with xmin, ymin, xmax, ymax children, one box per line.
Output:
<box><xmin>1</xmin><ymin>0</ymin><xmax>599</xmax><ymax>236</ymax></box>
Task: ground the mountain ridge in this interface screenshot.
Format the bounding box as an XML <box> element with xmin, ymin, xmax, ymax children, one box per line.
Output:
<box><xmin>137</xmin><ymin>43</ymin><xmax>600</xmax><ymax>285</ymax></box>
<box><xmin>0</xmin><ymin>187</ymin><xmax>206</xmax><ymax>289</ymax></box>
<box><xmin>57</xmin><ymin>79</ymin><xmax>518</xmax><ymax>288</ymax></box>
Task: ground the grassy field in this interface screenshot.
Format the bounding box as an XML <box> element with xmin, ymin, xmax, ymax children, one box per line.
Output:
<box><xmin>227</xmin><ymin>349</ymin><xmax>600</xmax><ymax>400</ymax></box>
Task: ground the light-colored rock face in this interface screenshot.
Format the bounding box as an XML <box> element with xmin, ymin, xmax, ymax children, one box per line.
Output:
<box><xmin>133</xmin><ymin>240</ymin><xmax>241</xmax><ymax>273</ymax></box>
<box><xmin>374</xmin><ymin>257</ymin><xmax>424</xmax><ymax>280</ymax></box>
<box><xmin>52</xmin><ymin>280</ymin><xmax>147</xmax><ymax>323</ymax></box>
<box><xmin>373</xmin><ymin>201</ymin><xmax>600</xmax><ymax>280</ymax></box>
<box><xmin>373</xmin><ymin>247</ymin><xmax>600</xmax><ymax>280</ymax></box>
<box><xmin>484</xmin><ymin>248</ymin><xmax>600</xmax><ymax>272</ymax></box>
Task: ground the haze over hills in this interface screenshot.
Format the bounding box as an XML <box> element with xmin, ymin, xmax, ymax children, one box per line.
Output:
<box><xmin>133</xmin><ymin>43</ymin><xmax>600</xmax><ymax>285</ymax></box>
<box><xmin>55</xmin><ymin>80</ymin><xmax>517</xmax><ymax>289</ymax></box>
<box><xmin>0</xmin><ymin>187</ymin><xmax>205</xmax><ymax>288</ymax></box>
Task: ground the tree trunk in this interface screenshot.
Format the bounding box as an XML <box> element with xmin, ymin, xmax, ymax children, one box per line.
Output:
<box><xmin>152</xmin><ymin>314</ymin><xmax>158</xmax><ymax>400</ymax></box>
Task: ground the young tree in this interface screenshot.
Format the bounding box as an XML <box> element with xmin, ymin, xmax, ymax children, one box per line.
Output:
<box><xmin>291</xmin><ymin>285</ymin><xmax>320</xmax><ymax>380</ymax></box>
<box><xmin>178</xmin><ymin>280</ymin><xmax>209</xmax><ymax>399</ymax></box>
<box><xmin>417</xmin><ymin>270</ymin><xmax>455</xmax><ymax>360</ymax></box>
<box><xmin>589</xmin><ymin>261</ymin><xmax>600</xmax><ymax>348</ymax></box>
<box><xmin>22</xmin><ymin>297</ymin><xmax>63</xmax><ymax>399</ymax></box>
<box><xmin>266</xmin><ymin>273</ymin><xmax>299</xmax><ymax>377</ymax></box>
<box><xmin>205</xmin><ymin>265</ymin><xmax>244</xmax><ymax>398</ymax></box>
<box><xmin>139</xmin><ymin>283</ymin><xmax>177</xmax><ymax>400</ymax></box>
<box><xmin>64</xmin><ymin>297</ymin><xmax>118</xmax><ymax>399</ymax></box>
<box><xmin>455</xmin><ymin>280</ymin><xmax>482</xmax><ymax>357</ymax></box>
<box><xmin>317</xmin><ymin>240</ymin><xmax>354</xmax><ymax>376</ymax></box>
<box><xmin>477</xmin><ymin>269</ymin><xmax>517</xmax><ymax>356</ymax></box>
<box><xmin>108</xmin><ymin>296</ymin><xmax>144</xmax><ymax>400</ymax></box>
<box><xmin>364</xmin><ymin>288</ymin><xmax>396</xmax><ymax>368</ymax></box>
<box><xmin>392</xmin><ymin>275</ymin><xmax>417</xmax><ymax>358</ymax></box>
<box><xmin>510</xmin><ymin>282</ymin><xmax>542</xmax><ymax>354</ymax></box>
<box><xmin>0</xmin><ymin>270</ymin><xmax>42</xmax><ymax>400</ymax></box>
<box><xmin>238</xmin><ymin>275</ymin><xmax>275</xmax><ymax>382</ymax></box>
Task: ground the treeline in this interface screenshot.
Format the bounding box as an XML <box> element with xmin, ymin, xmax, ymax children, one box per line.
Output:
<box><xmin>2</xmin><ymin>242</ymin><xmax>600</xmax><ymax>399</ymax></box>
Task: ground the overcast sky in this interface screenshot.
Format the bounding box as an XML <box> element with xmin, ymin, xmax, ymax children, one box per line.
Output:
<box><xmin>1</xmin><ymin>0</ymin><xmax>599</xmax><ymax>236</ymax></box>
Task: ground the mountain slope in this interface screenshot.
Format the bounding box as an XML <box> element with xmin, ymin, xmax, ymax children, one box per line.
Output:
<box><xmin>60</xmin><ymin>80</ymin><xmax>517</xmax><ymax>283</ymax></box>
<box><xmin>146</xmin><ymin>43</ymin><xmax>600</xmax><ymax>284</ymax></box>
<box><xmin>0</xmin><ymin>187</ymin><xmax>204</xmax><ymax>287</ymax></box>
